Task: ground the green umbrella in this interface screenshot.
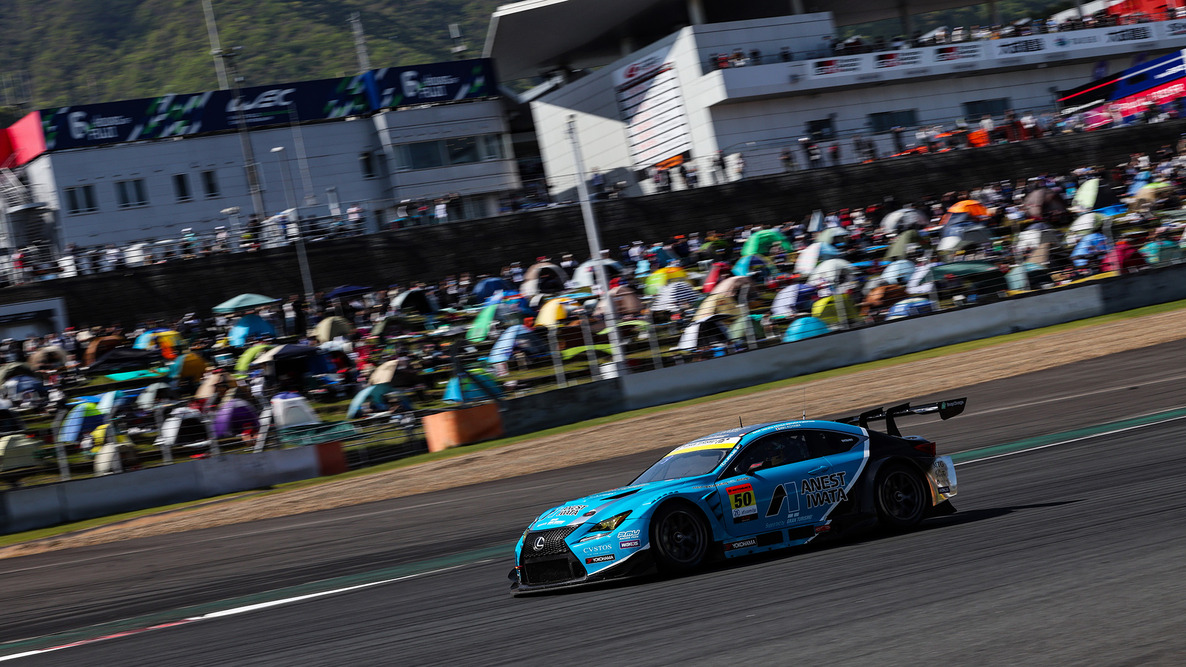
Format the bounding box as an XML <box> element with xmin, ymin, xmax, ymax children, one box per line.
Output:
<box><xmin>466</xmin><ymin>303</ymin><xmax>499</xmax><ymax>343</ymax></box>
<box><xmin>213</xmin><ymin>293</ymin><xmax>279</xmax><ymax>314</ymax></box>
<box><xmin>741</xmin><ymin>229</ymin><xmax>791</xmax><ymax>257</ymax></box>
<box><xmin>561</xmin><ymin>344</ymin><xmax>614</xmax><ymax>361</ymax></box>
<box><xmin>236</xmin><ymin>343</ymin><xmax>274</xmax><ymax>372</ymax></box>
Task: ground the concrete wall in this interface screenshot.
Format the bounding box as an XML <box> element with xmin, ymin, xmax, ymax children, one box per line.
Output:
<box><xmin>3</xmin><ymin>120</ymin><xmax>1186</xmax><ymax>327</ymax></box>
<box><xmin>500</xmin><ymin>380</ymin><xmax>627</xmax><ymax>437</ymax></box>
<box><xmin>0</xmin><ymin>446</ymin><xmax>320</xmax><ymax>534</ymax></box>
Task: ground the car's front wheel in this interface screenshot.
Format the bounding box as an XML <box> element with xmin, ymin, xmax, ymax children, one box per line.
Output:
<box><xmin>874</xmin><ymin>463</ymin><xmax>928</xmax><ymax>530</ymax></box>
<box><xmin>650</xmin><ymin>502</ymin><xmax>709</xmax><ymax>573</ymax></box>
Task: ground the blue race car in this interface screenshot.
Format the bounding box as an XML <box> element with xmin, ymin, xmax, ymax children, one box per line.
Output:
<box><xmin>510</xmin><ymin>399</ymin><xmax>964</xmax><ymax>593</ymax></box>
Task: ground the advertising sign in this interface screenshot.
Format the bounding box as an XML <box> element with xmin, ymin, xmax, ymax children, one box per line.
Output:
<box><xmin>615</xmin><ymin>45</ymin><xmax>692</xmax><ymax>170</ymax></box>
<box><xmin>873</xmin><ymin>50</ymin><xmax>924</xmax><ymax>69</ymax></box>
<box><xmin>367</xmin><ymin>59</ymin><xmax>496</xmax><ymax>109</ymax></box>
<box><xmin>811</xmin><ymin>56</ymin><xmax>864</xmax><ymax>77</ymax></box>
<box><xmin>41</xmin><ymin>75</ymin><xmax>371</xmax><ymax>151</ymax></box>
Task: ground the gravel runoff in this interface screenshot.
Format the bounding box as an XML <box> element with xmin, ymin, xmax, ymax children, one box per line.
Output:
<box><xmin>4</xmin><ymin>308</ymin><xmax>1186</xmax><ymax>559</ymax></box>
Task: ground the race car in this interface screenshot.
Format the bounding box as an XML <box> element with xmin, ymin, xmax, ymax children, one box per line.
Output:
<box><xmin>510</xmin><ymin>398</ymin><xmax>964</xmax><ymax>593</ymax></box>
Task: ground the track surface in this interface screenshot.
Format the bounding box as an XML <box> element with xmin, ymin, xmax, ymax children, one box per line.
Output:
<box><xmin>3</xmin><ymin>340</ymin><xmax>1186</xmax><ymax>664</ymax></box>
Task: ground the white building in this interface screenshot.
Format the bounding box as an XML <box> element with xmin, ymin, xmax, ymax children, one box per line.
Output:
<box><xmin>0</xmin><ymin>59</ymin><xmax>522</xmax><ymax>253</ymax></box>
<box><xmin>485</xmin><ymin>0</ymin><xmax>1186</xmax><ymax>195</ymax></box>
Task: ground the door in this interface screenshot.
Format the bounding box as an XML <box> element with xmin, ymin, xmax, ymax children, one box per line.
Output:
<box><xmin>716</xmin><ymin>430</ymin><xmax>833</xmax><ymax>538</ymax></box>
<box><xmin>797</xmin><ymin>429</ymin><xmax>867</xmax><ymax>519</ymax></box>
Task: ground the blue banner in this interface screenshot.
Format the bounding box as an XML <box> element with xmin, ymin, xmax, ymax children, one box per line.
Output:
<box><xmin>365</xmin><ymin>59</ymin><xmax>496</xmax><ymax>110</ymax></box>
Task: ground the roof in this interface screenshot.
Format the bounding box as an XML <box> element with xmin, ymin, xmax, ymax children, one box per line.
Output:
<box><xmin>484</xmin><ymin>0</ymin><xmax>986</xmax><ymax>80</ymax></box>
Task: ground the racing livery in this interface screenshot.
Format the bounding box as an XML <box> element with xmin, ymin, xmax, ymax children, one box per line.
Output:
<box><xmin>510</xmin><ymin>398</ymin><xmax>965</xmax><ymax>593</ymax></box>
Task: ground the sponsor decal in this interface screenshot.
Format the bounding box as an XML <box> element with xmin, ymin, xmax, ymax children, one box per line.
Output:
<box><xmin>874</xmin><ymin>51</ymin><xmax>923</xmax><ymax>69</ymax></box>
<box><xmin>617</xmin><ymin>529</ymin><xmax>641</xmax><ymax>540</ymax></box>
<box><xmin>934</xmin><ymin>44</ymin><xmax>981</xmax><ymax>62</ymax></box>
<box><xmin>586</xmin><ymin>554</ymin><xmax>616</xmax><ymax>564</ymax></box>
<box><xmin>725</xmin><ymin>538</ymin><xmax>758</xmax><ymax>551</ymax></box>
<box><xmin>764</xmin><ymin>483</ymin><xmax>802</xmax><ymax>521</ymax></box>
<box><xmin>1107</xmin><ymin>27</ymin><xmax>1152</xmax><ymax>43</ymax></box>
<box><xmin>1168</xmin><ymin>21</ymin><xmax>1186</xmax><ymax>36</ymax></box>
<box><xmin>582</xmin><ymin>543</ymin><xmax>613</xmax><ymax>554</ymax></box>
<box><xmin>800</xmin><ymin>471</ymin><xmax>849</xmax><ymax>508</ymax></box>
<box><xmin>937</xmin><ymin>486</ymin><xmax>951</xmax><ymax>494</ymax></box>
<box><xmin>727</xmin><ymin>483</ymin><xmax>758</xmax><ymax>523</ymax></box>
<box><xmin>556</xmin><ymin>505</ymin><xmax>587</xmax><ymax>517</ymax></box>
<box><xmin>997</xmin><ymin>38</ymin><xmax>1045</xmax><ymax>55</ymax></box>
<box><xmin>620</xmin><ymin>540</ymin><xmax>641</xmax><ymax>549</ymax></box>
<box><xmin>812</xmin><ymin>57</ymin><xmax>862</xmax><ymax>77</ymax></box>
<box><xmin>582</xmin><ymin>510</ymin><xmax>596</xmax><ymax>517</ymax></box>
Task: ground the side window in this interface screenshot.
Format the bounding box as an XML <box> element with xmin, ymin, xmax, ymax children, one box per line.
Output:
<box><xmin>728</xmin><ymin>433</ymin><xmax>811</xmax><ymax>476</ymax></box>
<box><xmin>804</xmin><ymin>430</ymin><xmax>861</xmax><ymax>458</ymax></box>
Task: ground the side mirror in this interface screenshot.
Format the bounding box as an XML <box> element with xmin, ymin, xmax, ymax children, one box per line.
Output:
<box><xmin>745</xmin><ymin>461</ymin><xmax>765</xmax><ymax>475</ymax></box>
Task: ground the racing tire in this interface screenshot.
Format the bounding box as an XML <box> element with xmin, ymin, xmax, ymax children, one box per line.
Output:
<box><xmin>874</xmin><ymin>463</ymin><xmax>928</xmax><ymax>530</ymax></box>
<box><xmin>650</xmin><ymin>502</ymin><xmax>709</xmax><ymax>574</ymax></box>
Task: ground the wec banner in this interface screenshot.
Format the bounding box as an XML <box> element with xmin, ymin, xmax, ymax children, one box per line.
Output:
<box><xmin>41</xmin><ymin>75</ymin><xmax>371</xmax><ymax>151</ymax></box>
<box><xmin>38</xmin><ymin>59</ymin><xmax>497</xmax><ymax>151</ymax></box>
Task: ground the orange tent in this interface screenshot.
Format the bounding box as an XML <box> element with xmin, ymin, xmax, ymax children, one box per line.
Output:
<box><xmin>947</xmin><ymin>200</ymin><xmax>988</xmax><ymax>217</ymax></box>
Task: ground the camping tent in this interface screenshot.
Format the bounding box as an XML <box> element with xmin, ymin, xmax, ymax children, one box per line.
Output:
<box><xmin>229</xmin><ymin>314</ymin><xmax>275</xmax><ymax>347</ymax></box>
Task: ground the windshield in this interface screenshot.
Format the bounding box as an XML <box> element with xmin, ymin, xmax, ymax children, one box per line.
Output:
<box><xmin>632</xmin><ymin>446</ymin><xmax>732</xmax><ymax>485</ymax></box>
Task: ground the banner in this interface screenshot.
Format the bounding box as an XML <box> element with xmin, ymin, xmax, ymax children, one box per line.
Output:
<box><xmin>36</xmin><ymin>58</ymin><xmax>498</xmax><ymax>151</ymax></box>
<box><xmin>615</xmin><ymin>45</ymin><xmax>693</xmax><ymax>170</ymax></box>
<box><xmin>41</xmin><ymin>75</ymin><xmax>371</xmax><ymax>151</ymax></box>
<box><xmin>366</xmin><ymin>59</ymin><xmax>496</xmax><ymax>109</ymax></box>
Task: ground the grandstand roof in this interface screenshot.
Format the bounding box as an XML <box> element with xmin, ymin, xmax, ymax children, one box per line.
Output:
<box><xmin>484</xmin><ymin>0</ymin><xmax>986</xmax><ymax>80</ymax></box>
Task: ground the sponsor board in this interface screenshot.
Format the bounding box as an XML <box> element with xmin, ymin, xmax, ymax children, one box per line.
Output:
<box><xmin>812</xmin><ymin>57</ymin><xmax>863</xmax><ymax>77</ymax></box>
<box><xmin>874</xmin><ymin>50</ymin><xmax>924</xmax><ymax>69</ymax></box>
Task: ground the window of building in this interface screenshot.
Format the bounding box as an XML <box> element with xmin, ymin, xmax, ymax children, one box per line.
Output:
<box><xmin>360</xmin><ymin>152</ymin><xmax>377</xmax><ymax>179</ymax></box>
<box><xmin>394</xmin><ymin>134</ymin><xmax>507</xmax><ymax>171</ymax></box>
<box><xmin>64</xmin><ymin>185</ymin><xmax>98</xmax><ymax>214</ymax></box>
<box><xmin>404</xmin><ymin>141</ymin><xmax>444</xmax><ymax>170</ymax></box>
<box><xmin>115</xmin><ymin>179</ymin><xmax>148</xmax><ymax>208</ymax></box>
<box><xmin>446</xmin><ymin>137</ymin><xmax>479</xmax><ymax>165</ymax></box>
<box><xmin>480</xmin><ymin>135</ymin><xmax>506</xmax><ymax>161</ymax></box>
<box><xmin>173</xmin><ymin>174</ymin><xmax>192</xmax><ymax>202</ymax></box>
<box><xmin>201</xmin><ymin>170</ymin><xmax>220</xmax><ymax>198</ymax></box>
<box><xmin>805</xmin><ymin>118</ymin><xmax>835</xmax><ymax>141</ymax></box>
<box><xmin>963</xmin><ymin>98</ymin><xmax>1011</xmax><ymax>119</ymax></box>
<box><xmin>868</xmin><ymin>109</ymin><xmax>919</xmax><ymax>134</ymax></box>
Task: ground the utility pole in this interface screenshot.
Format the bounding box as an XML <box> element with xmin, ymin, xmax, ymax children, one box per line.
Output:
<box><xmin>218</xmin><ymin>48</ymin><xmax>267</xmax><ymax>223</ymax></box>
<box><xmin>350</xmin><ymin>13</ymin><xmax>373</xmax><ymax>74</ymax></box>
<box><xmin>202</xmin><ymin>0</ymin><xmax>230</xmax><ymax>89</ymax></box>
<box><xmin>566</xmin><ymin>115</ymin><xmax>627</xmax><ymax>378</ymax></box>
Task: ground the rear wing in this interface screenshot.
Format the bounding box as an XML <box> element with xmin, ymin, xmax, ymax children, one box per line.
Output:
<box><xmin>837</xmin><ymin>398</ymin><xmax>967</xmax><ymax>437</ymax></box>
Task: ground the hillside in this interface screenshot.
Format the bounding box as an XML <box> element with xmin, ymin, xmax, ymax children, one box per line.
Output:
<box><xmin>0</xmin><ymin>0</ymin><xmax>503</xmax><ymax>109</ymax></box>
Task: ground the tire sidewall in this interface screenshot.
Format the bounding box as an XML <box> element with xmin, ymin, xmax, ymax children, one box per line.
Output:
<box><xmin>649</xmin><ymin>502</ymin><xmax>709</xmax><ymax>573</ymax></box>
<box><xmin>874</xmin><ymin>463</ymin><xmax>928</xmax><ymax>530</ymax></box>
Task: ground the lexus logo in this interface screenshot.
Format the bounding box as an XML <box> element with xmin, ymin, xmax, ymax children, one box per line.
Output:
<box><xmin>533</xmin><ymin>537</ymin><xmax>546</xmax><ymax>551</ymax></box>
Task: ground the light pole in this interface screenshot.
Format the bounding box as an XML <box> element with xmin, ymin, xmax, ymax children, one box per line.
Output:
<box><xmin>566</xmin><ymin>115</ymin><xmax>627</xmax><ymax>377</ymax></box>
<box><xmin>272</xmin><ymin>146</ymin><xmax>315</xmax><ymax>306</ymax></box>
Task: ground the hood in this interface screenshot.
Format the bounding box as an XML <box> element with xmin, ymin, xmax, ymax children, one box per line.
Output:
<box><xmin>528</xmin><ymin>477</ymin><xmax>702</xmax><ymax>531</ymax></box>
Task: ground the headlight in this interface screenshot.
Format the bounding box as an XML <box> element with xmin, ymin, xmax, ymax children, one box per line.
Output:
<box><xmin>588</xmin><ymin>511</ymin><xmax>631</xmax><ymax>533</ymax></box>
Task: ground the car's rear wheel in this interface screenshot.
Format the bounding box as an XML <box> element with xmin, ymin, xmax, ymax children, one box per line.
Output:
<box><xmin>650</xmin><ymin>502</ymin><xmax>709</xmax><ymax>573</ymax></box>
<box><xmin>875</xmin><ymin>463</ymin><xmax>928</xmax><ymax>530</ymax></box>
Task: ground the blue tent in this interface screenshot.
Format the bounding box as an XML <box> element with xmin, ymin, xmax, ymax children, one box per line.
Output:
<box><xmin>58</xmin><ymin>402</ymin><xmax>105</xmax><ymax>443</ymax></box>
<box><xmin>782</xmin><ymin>317</ymin><xmax>830</xmax><ymax>342</ymax></box>
<box><xmin>443</xmin><ymin>371</ymin><xmax>502</xmax><ymax>403</ymax></box>
<box><xmin>229</xmin><ymin>314</ymin><xmax>276</xmax><ymax>347</ymax></box>
<box><xmin>887</xmin><ymin>297</ymin><xmax>933</xmax><ymax>320</ymax></box>
<box><xmin>1071</xmin><ymin>232</ymin><xmax>1111</xmax><ymax>267</ymax></box>
<box><xmin>488</xmin><ymin>325</ymin><xmax>546</xmax><ymax>364</ymax></box>
<box><xmin>347</xmin><ymin>383</ymin><xmax>391</xmax><ymax>418</ymax></box>
<box><xmin>473</xmin><ymin>277</ymin><xmax>512</xmax><ymax>301</ymax></box>
<box><xmin>732</xmin><ymin>254</ymin><xmax>776</xmax><ymax>278</ymax></box>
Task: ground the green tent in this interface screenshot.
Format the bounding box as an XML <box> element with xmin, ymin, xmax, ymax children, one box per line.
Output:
<box><xmin>741</xmin><ymin>229</ymin><xmax>791</xmax><ymax>257</ymax></box>
<box><xmin>213</xmin><ymin>293</ymin><xmax>279</xmax><ymax>314</ymax></box>
<box><xmin>236</xmin><ymin>343</ymin><xmax>274</xmax><ymax>372</ymax></box>
<box><xmin>885</xmin><ymin>229</ymin><xmax>926</xmax><ymax>260</ymax></box>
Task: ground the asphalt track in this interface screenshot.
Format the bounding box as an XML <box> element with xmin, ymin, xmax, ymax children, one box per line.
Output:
<box><xmin>2</xmin><ymin>340</ymin><xmax>1186</xmax><ymax>664</ymax></box>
